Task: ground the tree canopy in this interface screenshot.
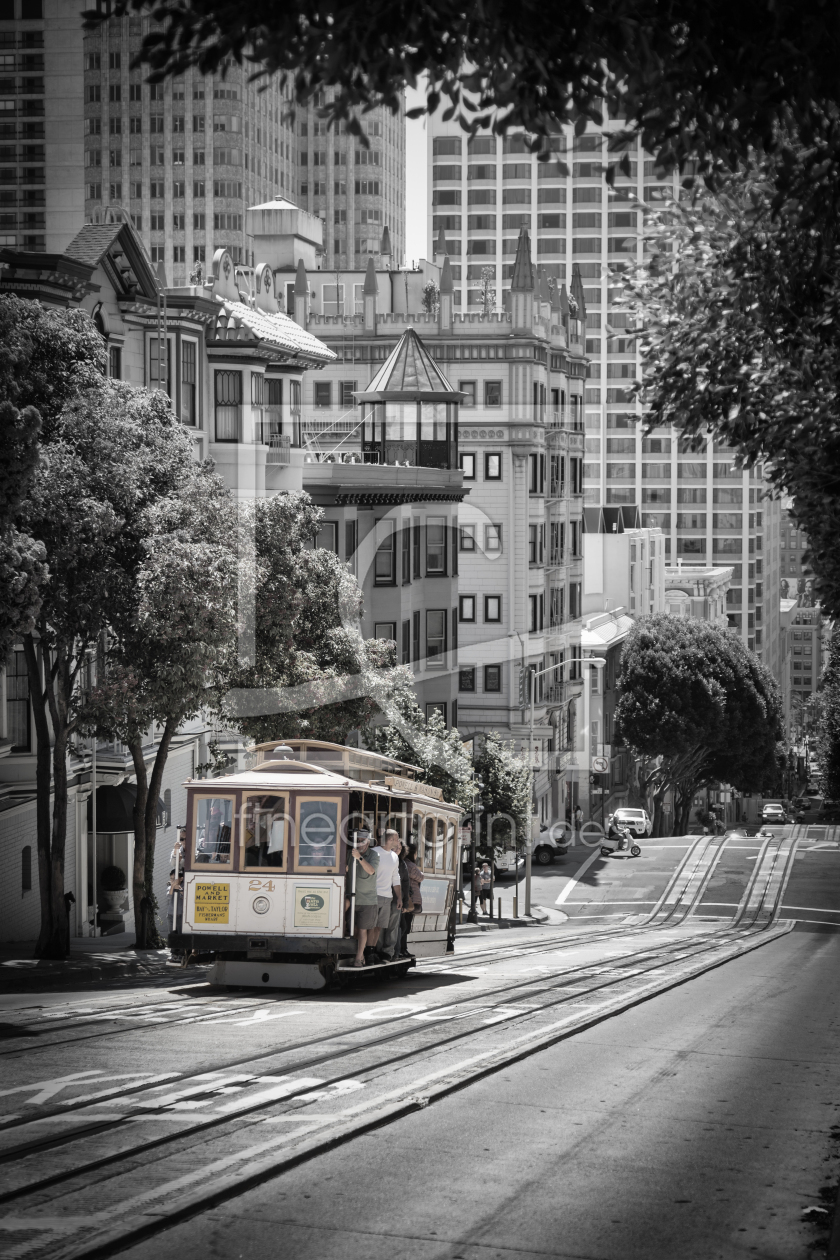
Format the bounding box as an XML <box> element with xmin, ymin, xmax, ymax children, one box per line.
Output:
<box><xmin>369</xmin><ymin>694</ymin><xmax>475</xmax><ymax>811</ymax></box>
<box><xmin>615</xmin><ymin>615</ymin><xmax>781</xmax><ymax>833</ymax></box>
<box><xmin>621</xmin><ymin>151</ymin><xmax>840</xmax><ymax>616</ymax></box>
<box><xmin>221</xmin><ymin>491</ymin><xmax>408</xmax><ymax>745</ymax></box>
<box><xmin>85</xmin><ymin>0</ymin><xmax>840</xmax><ymax>216</ymax></box>
<box><xmin>817</xmin><ymin>635</ymin><xmax>840</xmax><ymax>804</ymax></box>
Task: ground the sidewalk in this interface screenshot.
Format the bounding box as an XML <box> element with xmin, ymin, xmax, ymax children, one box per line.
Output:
<box><xmin>0</xmin><ymin>936</ymin><xmax>201</xmax><ymax>993</ymax></box>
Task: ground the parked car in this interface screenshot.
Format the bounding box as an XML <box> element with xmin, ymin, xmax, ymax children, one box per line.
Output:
<box><xmin>611</xmin><ymin>807</ymin><xmax>652</xmax><ymax>837</ymax></box>
<box><xmin>761</xmin><ymin>803</ymin><xmax>788</xmax><ymax>824</ymax></box>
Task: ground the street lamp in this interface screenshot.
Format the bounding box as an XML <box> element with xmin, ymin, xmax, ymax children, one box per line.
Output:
<box><xmin>581</xmin><ymin>657</ymin><xmax>607</xmax><ymax>831</ymax></box>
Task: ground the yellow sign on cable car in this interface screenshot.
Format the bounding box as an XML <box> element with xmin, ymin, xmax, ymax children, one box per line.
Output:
<box><xmin>194</xmin><ymin>882</ymin><xmax>230</xmax><ymax>924</ymax></box>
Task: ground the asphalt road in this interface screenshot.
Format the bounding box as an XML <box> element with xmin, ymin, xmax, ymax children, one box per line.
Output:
<box><xmin>116</xmin><ymin>928</ymin><xmax>840</xmax><ymax>1260</ymax></box>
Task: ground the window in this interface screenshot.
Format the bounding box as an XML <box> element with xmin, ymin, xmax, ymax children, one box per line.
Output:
<box><xmin>108</xmin><ymin>344</ymin><xmax>122</xmax><ymax>380</ymax></box>
<box><xmin>401</xmin><ymin>619</ymin><xmax>411</xmax><ymax>666</ymax></box>
<box><xmin>529</xmin><ymin>595</ymin><xmax>539</xmax><ymax>632</ymax></box>
<box><xmin>484</xmin><ymin>665</ymin><xmax>502</xmax><ymax>692</ymax></box>
<box><xmin>426</xmin><ymin>610</ymin><xmax>447</xmax><ymax>664</ymax></box>
<box><xmin>412</xmin><ymin>516</ymin><xmax>421</xmax><ymax>578</ymax></box>
<box><xmin>459</xmin><ymin>595</ymin><xmax>476</xmax><ymax>622</ymax></box>
<box><xmin>485</xmin><ymin>452</ymin><xmax>502</xmax><ymax>480</ymax></box>
<box><xmin>485</xmin><ymin>524</ymin><xmax>502</xmax><ymax>554</ymax></box>
<box><xmin>412</xmin><ymin>610</ymin><xmax>420</xmax><ymax>663</ymax></box>
<box><xmin>484</xmin><ymin>595</ymin><xmax>502</xmax><ymax>623</ymax></box>
<box><xmin>529</xmin><ymin>524</ymin><xmax>538</xmax><ymax>565</ymax></box>
<box><xmin>485</xmin><ymin>380</ymin><xmax>502</xmax><ymax>407</ymax></box>
<box><xmin>193</xmin><ymin>795</ymin><xmax>234</xmax><ymax>866</ymax></box>
<box><xmin>459</xmin><ymin>667</ymin><xmax>476</xmax><ymax>692</ymax></box>
<box><xmin>339</xmin><ymin>380</ymin><xmax>356</xmax><ymax>409</ymax></box>
<box><xmin>426</xmin><ymin>701</ymin><xmax>447</xmax><ymax>724</ymax></box>
<box><xmin>296</xmin><ymin>797</ymin><xmax>339</xmax><ymax>870</ymax></box>
<box><xmin>460</xmin><ymin>453</ymin><xmax>476</xmax><ymax>480</ymax></box>
<box><xmin>426</xmin><ymin>517</ymin><xmax>447</xmax><ymax>575</ymax></box>
<box><xmin>6</xmin><ymin>650</ymin><xmax>30</xmax><ymax>751</ymax></box>
<box><xmin>242</xmin><ymin>793</ymin><xmax>287</xmax><ymax>869</ymax></box>
<box><xmin>374</xmin><ymin>622</ymin><xmax>396</xmax><ymax>643</ymax></box>
<box><xmin>374</xmin><ymin>520</ymin><xmax>396</xmax><ymax>585</ymax></box>
<box><xmin>460</xmin><ymin>523</ymin><xmax>476</xmax><ymax>552</ymax></box>
<box><xmin>401</xmin><ymin>524</ymin><xmax>411</xmax><ymax>585</ymax></box>
<box><xmin>314</xmin><ymin>380</ymin><xmax>332</xmax><ymax>408</ymax></box>
<box><xmin>214</xmin><ymin>368</ymin><xmax>241</xmax><ymax>441</ymax></box>
<box><xmin>181</xmin><ymin>340</ymin><xmax>196</xmax><ymax>425</ymax></box>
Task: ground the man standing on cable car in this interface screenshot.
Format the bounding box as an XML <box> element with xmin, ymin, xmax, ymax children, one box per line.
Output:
<box><xmin>370</xmin><ymin>829</ymin><xmax>403</xmax><ymax>962</ymax></box>
<box><xmin>345</xmin><ymin>830</ymin><xmax>379</xmax><ymax>968</ymax></box>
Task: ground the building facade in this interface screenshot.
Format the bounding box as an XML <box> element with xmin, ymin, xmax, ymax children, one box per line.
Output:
<box><xmin>426</xmin><ymin>113</ymin><xmax>784</xmax><ymax>689</ymax></box>
<box><xmin>277</xmin><ymin>225</ymin><xmax>588</xmax><ymax>829</ymax></box>
<box><xmin>0</xmin><ymin>0</ymin><xmax>405</xmax><ymax>286</ymax></box>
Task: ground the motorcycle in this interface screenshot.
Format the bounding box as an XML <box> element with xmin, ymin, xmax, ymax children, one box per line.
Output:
<box><xmin>600</xmin><ymin>821</ymin><xmax>641</xmax><ymax>859</ymax></box>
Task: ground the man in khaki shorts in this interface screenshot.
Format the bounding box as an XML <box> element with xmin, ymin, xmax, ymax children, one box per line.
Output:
<box><xmin>344</xmin><ymin>830</ymin><xmax>379</xmax><ymax>967</ymax></box>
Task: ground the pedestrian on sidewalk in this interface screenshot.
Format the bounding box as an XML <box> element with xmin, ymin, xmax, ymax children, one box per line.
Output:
<box><xmin>477</xmin><ymin>862</ymin><xmax>492</xmax><ymax>914</ymax></box>
<box><xmin>573</xmin><ymin>805</ymin><xmax>583</xmax><ymax>844</ymax></box>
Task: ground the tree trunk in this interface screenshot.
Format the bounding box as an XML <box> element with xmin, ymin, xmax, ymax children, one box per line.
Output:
<box><xmin>129</xmin><ymin>736</ymin><xmax>150</xmax><ymax>949</ymax></box>
<box><xmin>39</xmin><ymin>647</ymin><xmax>72</xmax><ymax>958</ymax></box>
<box><xmin>143</xmin><ymin>718</ymin><xmax>177</xmax><ymax>950</ymax></box>
<box><xmin>24</xmin><ymin>635</ymin><xmax>53</xmax><ymax>956</ymax></box>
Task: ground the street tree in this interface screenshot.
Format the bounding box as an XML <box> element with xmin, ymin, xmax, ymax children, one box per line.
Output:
<box><xmin>369</xmin><ymin>695</ymin><xmax>475</xmax><ymax>811</ymax></box>
<box><xmin>20</xmin><ymin>379</ymin><xmax>196</xmax><ymax>957</ymax></box>
<box><xmin>615</xmin><ymin>615</ymin><xmax>781</xmax><ymax>834</ymax></box>
<box><xmin>0</xmin><ymin>297</ymin><xmax>104</xmax><ymax>664</ymax></box>
<box><xmin>0</xmin><ymin>401</ymin><xmax>47</xmax><ymax>659</ymax></box>
<box><xmin>221</xmin><ymin>492</ymin><xmax>412</xmax><ymax>748</ymax></box>
<box><xmin>621</xmin><ymin>150</ymin><xmax>840</xmax><ymax>618</ymax></box>
<box><xmin>473</xmin><ymin>732</ymin><xmax>532</xmax><ymax>854</ymax></box>
<box><xmin>479</xmin><ymin>268</ymin><xmax>496</xmax><ymax>317</ymax></box>
<box><xmin>81</xmin><ymin>460</ymin><xmax>240</xmax><ymax>948</ymax></box>
<box><xmin>817</xmin><ymin>636</ymin><xmax>840</xmax><ymax>804</ymax></box>
<box><xmin>88</xmin><ymin>0</ymin><xmax>840</xmax><ymax>223</ymax></box>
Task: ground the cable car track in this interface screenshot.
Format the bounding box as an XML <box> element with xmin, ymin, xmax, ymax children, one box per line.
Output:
<box><xmin>0</xmin><ymin>830</ymin><xmax>802</xmax><ymax>1260</ymax></box>
<box><xmin>0</xmin><ymin>830</ymin><xmax>784</xmax><ymax>1060</ymax></box>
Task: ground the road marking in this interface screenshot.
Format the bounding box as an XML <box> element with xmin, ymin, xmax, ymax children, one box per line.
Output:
<box><xmin>781</xmin><ymin>905</ymin><xmax>840</xmax><ymax>914</ymax></box>
<box><xmin>554</xmin><ymin>849</ymin><xmax>602</xmax><ymax>905</ymax></box>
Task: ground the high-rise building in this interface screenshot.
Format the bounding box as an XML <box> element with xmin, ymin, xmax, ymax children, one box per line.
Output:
<box><xmin>426</xmin><ymin>115</ymin><xmax>784</xmax><ymax>685</ymax></box>
<box><xmin>0</xmin><ymin>0</ymin><xmax>83</xmax><ymax>254</ymax></box>
<box><xmin>296</xmin><ymin>95</ymin><xmax>405</xmax><ymax>273</ymax></box>
<box><xmin>1</xmin><ymin>0</ymin><xmax>404</xmax><ymax>290</ymax></box>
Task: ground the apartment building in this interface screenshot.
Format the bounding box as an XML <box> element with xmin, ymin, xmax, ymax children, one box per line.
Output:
<box><xmin>780</xmin><ymin>501</ymin><xmax>815</xmax><ymax>603</ymax></box>
<box><xmin>276</xmin><ymin>226</ymin><xmax>588</xmax><ymax>828</ymax></box>
<box><xmin>426</xmin><ymin>114</ymin><xmax>784</xmax><ymax>687</ymax></box>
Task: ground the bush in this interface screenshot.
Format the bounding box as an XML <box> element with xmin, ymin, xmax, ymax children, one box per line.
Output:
<box><xmin>101</xmin><ymin>865</ymin><xmax>127</xmax><ymax>892</ymax></box>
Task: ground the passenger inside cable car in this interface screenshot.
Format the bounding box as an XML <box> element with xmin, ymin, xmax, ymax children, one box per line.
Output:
<box><xmin>194</xmin><ymin>797</ymin><xmax>232</xmax><ymax>863</ymax></box>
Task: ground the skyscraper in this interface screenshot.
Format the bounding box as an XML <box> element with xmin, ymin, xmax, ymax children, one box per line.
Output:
<box><xmin>427</xmin><ymin>115</ymin><xmax>783</xmax><ymax>684</ymax></box>
<box><xmin>1</xmin><ymin>0</ymin><xmax>404</xmax><ymax>292</ymax></box>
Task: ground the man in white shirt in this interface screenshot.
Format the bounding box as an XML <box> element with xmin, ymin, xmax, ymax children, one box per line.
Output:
<box><xmin>368</xmin><ymin>829</ymin><xmax>402</xmax><ymax>959</ymax></box>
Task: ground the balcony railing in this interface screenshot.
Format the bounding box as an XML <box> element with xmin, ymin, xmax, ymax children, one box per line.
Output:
<box><xmin>266</xmin><ymin>434</ymin><xmax>291</xmax><ymax>465</ymax></box>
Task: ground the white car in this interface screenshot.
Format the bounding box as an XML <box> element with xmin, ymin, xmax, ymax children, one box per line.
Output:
<box><xmin>612</xmin><ymin>808</ymin><xmax>652</xmax><ymax>837</ymax></box>
<box><xmin>761</xmin><ymin>803</ymin><xmax>787</xmax><ymax>824</ymax></box>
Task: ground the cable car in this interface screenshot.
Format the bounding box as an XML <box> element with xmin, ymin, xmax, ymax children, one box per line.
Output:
<box><xmin>171</xmin><ymin>740</ymin><xmax>464</xmax><ymax>990</ymax></box>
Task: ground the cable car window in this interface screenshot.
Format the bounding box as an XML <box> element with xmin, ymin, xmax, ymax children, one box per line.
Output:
<box><xmin>242</xmin><ymin>794</ymin><xmax>288</xmax><ymax>868</ymax></box>
<box><xmin>297</xmin><ymin>797</ymin><xmax>340</xmax><ymax>869</ymax></box>
<box><xmin>424</xmin><ymin>816</ymin><xmax>435</xmax><ymax>868</ymax></box>
<box><xmin>194</xmin><ymin>796</ymin><xmax>233</xmax><ymax>866</ymax></box>
<box><xmin>435</xmin><ymin>817</ymin><xmax>446</xmax><ymax>871</ymax></box>
<box><xmin>446</xmin><ymin>818</ymin><xmax>457</xmax><ymax>871</ymax></box>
